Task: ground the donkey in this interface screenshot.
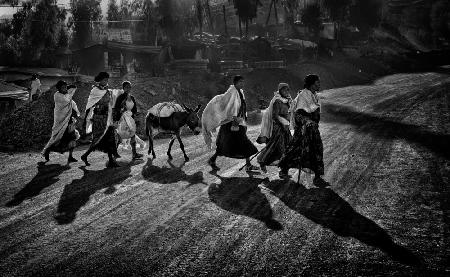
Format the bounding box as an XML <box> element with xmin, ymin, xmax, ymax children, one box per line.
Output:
<box><xmin>145</xmin><ymin>103</ymin><xmax>202</xmax><ymax>161</ymax></box>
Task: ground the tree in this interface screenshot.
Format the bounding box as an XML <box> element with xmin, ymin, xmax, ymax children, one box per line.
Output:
<box><xmin>430</xmin><ymin>0</ymin><xmax>450</xmax><ymax>47</ymax></box>
<box><xmin>196</xmin><ymin>0</ymin><xmax>203</xmax><ymax>36</ymax></box>
<box><xmin>130</xmin><ymin>0</ymin><xmax>160</xmax><ymax>44</ymax></box>
<box><xmin>322</xmin><ymin>0</ymin><xmax>351</xmax><ymax>22</ymax></box>
<box><xmin>70</xmin><ymin>0</ymin><xmax>102</xmax><ymax>49</ymax></box>
<box><xmin>29</xmin><ymin>0</ymin><xmax>66</xmax><ymax>51</ymax></box>
<box><xmin>119</xmin><ymin>0</ymin><xmax>132</xmax><ymax>28</ymax></box>
<box><xmin>11</xmin><ymin>2</ymin><xmax>32</xmax><ymax>37</ymax></box>
<box><xmin>232</xmin><ymin>0</ymin><xmax>262</xmax><ymax>38</ymax></box>
<box><xmin>266</xmin><ymin>0</ymin><xmax>279</xmax><ymax>26</ymax></box>
<box><xmin>349</xmin><ymin>0</ymin><xmax>382</xmax><ymax>35</ymax></box>
<box><xmin>107</xmin><ymin>0</ymin><xmax>121</xmax><ymax>28</ymax></box>
<box><xmin>58</xmin><ymin>27</ymin><xmax>69</xmax><ymax>48</ymax></box>
<box><xmin>281</xmin><ymin>0</ymin><xmax>299</xmax><ymax>37</ymax></box>
<box><xmin>322</xmin><ymin>0</ymin><xmax>351</xmax><ymax>44</ymax></box>
<box><xmin>301</xmin><ymin>3</ymin><xmax>321</xmax><ymax>59</ymax></box>
<box><xmin>302</xmin><ymin>3</ymin><xmax>321</xmax><ymax>39</ymax></box>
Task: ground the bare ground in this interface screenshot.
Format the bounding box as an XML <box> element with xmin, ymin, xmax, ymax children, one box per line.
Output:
<box><xmin>0</xmin><ymin>70</ymin><xmax>449</xmax><ymax>276</ymax></box>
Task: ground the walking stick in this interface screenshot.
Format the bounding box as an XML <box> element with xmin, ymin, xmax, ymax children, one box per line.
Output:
<box><xmin>238</xmin><ymin>148</ymin><xmax>264</xmax><ymax>171</ymax></box>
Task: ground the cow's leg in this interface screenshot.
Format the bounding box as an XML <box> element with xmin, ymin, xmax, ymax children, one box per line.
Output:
<box><xmin>167</xmin><ymin>135</ymin><xmax>176</xmax><ymax>160</ymax></box>
<box><xmin>176</xmin><ymin>132</ymin><xmax>189</xmax><ymax>161</ymax></box>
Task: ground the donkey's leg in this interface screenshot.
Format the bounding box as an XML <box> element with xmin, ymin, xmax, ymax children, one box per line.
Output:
<box><xmin>167</xmin><ymin>135</ymin><xmax>176</xmax><ymax>160</ymax></box>
<box><xmin>147</xmin><ymin>128</ymin><xmax>156</xmax><ymax>159</ymax></box>
<box><xmin>149</xmin><ymin>136</ymin><xmax>156</xmax><ymax>159</ymax></box>
<box><xmin>176</xmin><ymin>132</ymin><xmax>189</xmax><ymax>161</ymax></box>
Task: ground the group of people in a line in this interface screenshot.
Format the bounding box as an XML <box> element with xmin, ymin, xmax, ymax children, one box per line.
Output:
<box><xmin>42</xmin><ymin>71</ymin><xmax>328</xmax><ymax>186</ymax></box>
<box><xmin>42</xmin><ymin>72</ymin><xmax>143</xmax><ymax>167</ymax></box>
<box><xmin>202</xmin><ymin>74</ymin><xmax>328</xmax><ymax>186</ymax></box>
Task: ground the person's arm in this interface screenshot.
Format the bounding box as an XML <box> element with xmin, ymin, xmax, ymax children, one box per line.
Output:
<box><xmin>72</xmin><ymin>101</ymin><xmax>80</xmax><ymax>118</ymax></box>
<box><xmin>66</xmin><ymin>86</ymin><xmax>77</xmax><ymax>100</ymax></box>
<box><xmin>131</xmin><ymin>96</ymin><xmax>138</xmax><ymax>116</ymax></box>
<box><xmin>113</xmin><ymin>94</ymin><xmax>124</xmax><ymax>122</ymax></box>
<box><xmin>273</xmin><ymin>100</ymin><xmax>290</xmax><ymax>127</ymax></box>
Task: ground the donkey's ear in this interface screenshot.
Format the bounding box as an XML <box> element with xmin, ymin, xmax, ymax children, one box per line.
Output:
<box><xmin>194</xmin><ymin>104</ymin><xmax>202</xmax><ymax>113</ymax></box>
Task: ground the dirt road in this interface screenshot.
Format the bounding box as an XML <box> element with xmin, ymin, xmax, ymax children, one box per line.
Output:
<box><xmin>0</xmin><ymin>70</ymin><xmax>449</xmax><ymax>276</ymax></box>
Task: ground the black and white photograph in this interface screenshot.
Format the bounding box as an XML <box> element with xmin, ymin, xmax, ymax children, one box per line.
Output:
<box><xmin>0</xmin><ymin>0</ymin><xmax>449</xmax><ymax>276</ymax></box>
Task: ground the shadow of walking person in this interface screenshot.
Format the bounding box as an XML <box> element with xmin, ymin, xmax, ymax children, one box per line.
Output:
<box><xmin>141</xmin><ymin>158</ymin><xmax>205</xmax><ymax>187</ymax></box>
<box><xmin>54</xmin><ymin>161</ymin><xmax>140</xmax><ymax>225</ymax></box>
<box><xmin>208</xmin><ymin>174</ymin><xmax>283</xmax><ymax>231</ymax></box>
<box><xmin>264</xmin><ymin>179</ymin><xmax>424</xmax><ymax>267</ymax></box>
<box><xmin>6</xmin><ymin>162</ymin><xmax>70</xmax><ymax>207</ymax></box>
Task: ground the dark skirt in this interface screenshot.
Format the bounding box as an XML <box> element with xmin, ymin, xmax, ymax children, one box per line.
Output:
<box><xmin>48</xmin><ymin>121</ymin><xmax>79</xmax><ymax>154</ymax></box>
<box><xmin>257</xmin><ymin>122</ymin><xmax>292</xmax><ymax>166</ymax></box>
<box><xmin>216</xmin><ymin>122</ymin><xmax>258</xmax><ymax>159</ymax></box>
<box><xmin>279</xmin><ymin>121</ymin><xmax>324</xmax><ymax>175</ymax></box>
<box><xmin>90</xmin><ymin>114</ymin><xmax>118</xmax><ymax>154</ymax></box>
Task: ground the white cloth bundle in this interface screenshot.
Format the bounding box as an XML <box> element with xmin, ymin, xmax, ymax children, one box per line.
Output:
<box><xmin>290</xmin><ymin>88</ymin><xmax>320</xmax><ymax>129</ymax></box>
<box><xmin>84</xmin><ymin>86</ymin><xmax>123</xmax><ymax>134</ymax></box>
<box><xmin>42</xmin><ymin>88</ymin><xmax>80</xmax><ymax>154</ymax></box>
<box><xmin>117</xmin><ymin>110</ymin><xmax>136</xmax><ymax>139</ymax></box>
<box><xmin>201</xmin><ymin>85</ymin><xmax>244</xmax><ymax>149</ymax></box>
<box><xmin>258</xmin><ymin>91</ymin><xmax>291</xmax><ymax>142</ymax></box>
<box><xmin>147</xmin><ymin>102</ymin><xmax>184</xmax><ymax>118</ymax></box>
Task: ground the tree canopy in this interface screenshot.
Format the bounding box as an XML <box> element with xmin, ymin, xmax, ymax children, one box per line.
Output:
<box><xmin>349</xmin><ymin>0</ymin><xmax>382</xmax><ymax>34</ymax></box>
<box><xmin>302</xmin><ymin>3</ymin><xmax>322</xmax><ymax>39</ymax></box>
<box><xmin>322</xmin><ymin>0</ymin><xmax>351</xmax><ymax>21</ymax></box>
<box><xmin>233</xmin><ymin>0</ymin><xmax>262</xmax><ymax>37</ymax></box>
<box><xmin>70</xmin><ymin>0</ymin><xmax>102</xmax><ymax>49</ymax></box>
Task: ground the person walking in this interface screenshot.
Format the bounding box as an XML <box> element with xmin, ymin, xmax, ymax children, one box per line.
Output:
<box><xmin>256</xmin><ymin>83</ymin><xmax>293</xmax><ymax>173</ymax></box>
<box><xmin>42</xmin><ymin>81</ymin><xmax>80</xmax><ymax>163</ymax></box>
<box><xmin>113</xmin><ymin>81</ymin><xmax>143</xmax><ymax>160</ymax></box>
<box><xmin>278</xmin><ymin>74</ymin><xmax>329</xmax><ymax>187</ymax></box>
<box><xmin>29</xmin><ymin>74</ymin><xmax>41</xmax><ymax>102</ymax></box>
<box><xmin>202</xmin><ymin>75</ymin><xmax>259</xmax><ymax>171</ymax></box>
<box><xmin>80</xmin><ymin>72</ymin><xmax>123</xmax><ymax>168</ymax></box>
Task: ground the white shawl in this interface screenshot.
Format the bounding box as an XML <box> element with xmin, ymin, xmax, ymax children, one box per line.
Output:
<box><xmin>85</xmin><ymin>86</ymin><xmax>123</xmax><ymax>134</ymax></box>
<box><xmin>201</xmin><ymin>85</ymin><xmax>244</xmax><ymax>149</ymax></box>
<box><xmin>42</xmin><ymin>88</ymin><xmax>80</xmax><ymax>153</ymax></box>
<box><xmin>258</xmin><ymin>91</ymin><xmax>291</xmax><ymax>140</ymax></box>
<box><xmin>290</xmin><ymin>88</ymin><xmax>320</xmax><ymax>129</ymax></box>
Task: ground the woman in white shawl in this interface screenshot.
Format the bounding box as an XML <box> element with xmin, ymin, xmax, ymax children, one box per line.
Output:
<box><xmin>80</xmin><ymin>72</ymin><xmax>123</xmax><ymax>168</ymax></box>
<box><xmin>42</xmin><ymin>81</ymin><xmax>80</xmax><ymax>163</ymax></box>
<box><xmin>278</xmin><ymin>74</ymin><xmax>329</xmax><ymax>187</ymax></box>
<box><xmin>256</xmin><ymin>83</ymin><xmax>292</xmax><ymax>173</ymax></box>
<box><xmin>202</xmin><ymin>75</ymin><xmax>259</xmax><ymax>171</ymax></box>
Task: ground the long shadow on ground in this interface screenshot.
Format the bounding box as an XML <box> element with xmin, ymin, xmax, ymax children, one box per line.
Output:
<box><xmin>6</xmin><ymin>162</ymin><xmax>70</xmax><ymax>207</ymax></box>
<box><xmin>208</xmin><ymin>174</ymin><xmax>283</xmax><ymax>231</ymax></box>
<box><xmin>264</xmin><ymin>179</ymin><xmax>424</xmax><ymax>267</ymax></box>
<box><xmin>54</xmin><ymin>161</ymin><xmax>142</xmax><ymax>224</ymax></box>
<box><xmin>141</xmin><ymin>158</ymin><xmax>205</xmax><ymax>187</ymax></box>
<box><xmin>322</xmin><ymin>103</ymin><xmax>450</xmax><ymax>160</ymax></box>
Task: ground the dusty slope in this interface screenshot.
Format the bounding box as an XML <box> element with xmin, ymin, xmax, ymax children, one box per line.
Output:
<box><xmin>0</xmin><ymin>69</ymin><xmax>449</xmax><ymax>276</ymax></box>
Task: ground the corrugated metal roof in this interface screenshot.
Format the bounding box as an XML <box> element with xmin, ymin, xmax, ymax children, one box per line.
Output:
<box><xmin>0</xmin><ymin>80</ymin><xmax>28</xmax><ymax>101</ymax></box>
